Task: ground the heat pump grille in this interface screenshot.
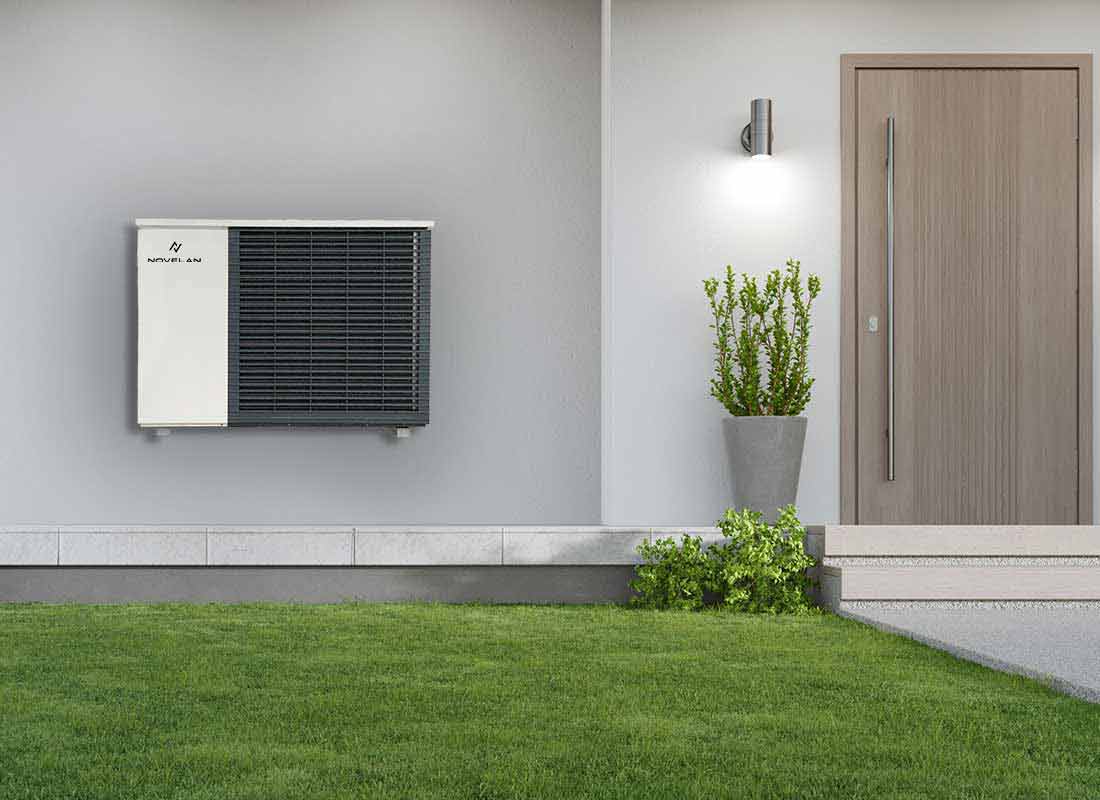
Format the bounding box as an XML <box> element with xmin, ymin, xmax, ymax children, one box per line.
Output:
<box><xmin>228</xmin><ymin>227</ymin><xmax>430</xmax><ymax>425</ymax></box>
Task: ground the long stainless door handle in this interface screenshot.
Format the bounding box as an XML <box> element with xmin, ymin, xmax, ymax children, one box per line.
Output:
<box><xmin>886</xmin><ymin>115</ymin><xmax>896</xmax><ymax>482</ymax></box>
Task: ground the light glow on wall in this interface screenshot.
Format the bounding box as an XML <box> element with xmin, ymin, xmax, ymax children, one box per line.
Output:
<box><xmin>710</xmin><ymin>153</ymin><xmax>794</xmax><ymax>216</ymax></box>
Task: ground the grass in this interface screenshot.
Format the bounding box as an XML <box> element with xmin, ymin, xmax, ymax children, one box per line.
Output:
<box><xmin>0</xmin><ymin>605</ymin><xmax>1098</xmax><ymax>800</ymax></box>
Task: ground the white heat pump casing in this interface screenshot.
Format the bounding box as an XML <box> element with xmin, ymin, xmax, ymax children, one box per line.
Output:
<box><xmin>137</xmin><ymin>226</ymin><xmax>229</xmax><ymax>427</ymax></box>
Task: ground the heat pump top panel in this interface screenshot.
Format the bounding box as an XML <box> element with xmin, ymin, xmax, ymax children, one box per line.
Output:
<box><xmin>136</xmin><ymin>219</ymin><xmax>433</xmax><ymax>429</ymax></box>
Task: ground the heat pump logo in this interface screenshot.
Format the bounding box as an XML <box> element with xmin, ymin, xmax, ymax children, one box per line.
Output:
<box><xmin>147</xmin><ymin>240</ymin><xmax>202</xmax><ymax>264</ymax></box>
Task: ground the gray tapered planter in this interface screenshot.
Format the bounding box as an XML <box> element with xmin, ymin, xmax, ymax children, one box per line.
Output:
<box><xmin>724</xmin><ymin>416</ymin><xmax>807</xmax><ymax>523</ymax></box>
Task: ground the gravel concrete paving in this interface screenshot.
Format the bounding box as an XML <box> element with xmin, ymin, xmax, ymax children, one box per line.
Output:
<box><xmin>839</xmin><ymin>601</ymin><xmax>1100</xmax><ymax>703</ymax></box>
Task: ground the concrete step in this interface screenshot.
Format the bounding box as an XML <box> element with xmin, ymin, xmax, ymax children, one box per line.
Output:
<box><xmin>822</xmin><ymin>525</ymin><xmax>1100</xmax><ymax>608</ymax></box>
<box><xmin>822</xmin><ymin>528</ymin><xmax>1100</xmax><ymax>701</ymax></box>
<box><xmin>826</xmin><ymin>525</ymin><xmax>1100</xmax><ymax>556</ymax></box>
<box><xmin>823</xmin><ymin>564</ymin><xmax>1100</xmax><ymax>604</ymax></box>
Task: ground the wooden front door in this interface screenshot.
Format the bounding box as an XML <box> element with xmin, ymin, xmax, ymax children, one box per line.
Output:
<box><xmin>845</xmin><ymin>57</ymin><xmax>1091</xmax><ymax>524</ymax></box>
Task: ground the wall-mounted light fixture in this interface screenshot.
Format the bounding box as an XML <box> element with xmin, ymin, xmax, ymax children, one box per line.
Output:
<box><xmin>740</xmin><ymin>98</ymin><xmax>773</xmax><ymax>159</ymax></box>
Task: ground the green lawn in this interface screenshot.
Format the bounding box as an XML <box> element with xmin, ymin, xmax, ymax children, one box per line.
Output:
<box><xmin>1</xmin><ymin>605</ymin><xmax>1097</xmax><ymax>799</ymax></box>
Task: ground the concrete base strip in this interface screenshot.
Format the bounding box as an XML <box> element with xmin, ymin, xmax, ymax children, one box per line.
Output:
<box><xmin>0</xmin><ymin>567</ymin><xmax>638</xmax><ymax>605</ymax></box>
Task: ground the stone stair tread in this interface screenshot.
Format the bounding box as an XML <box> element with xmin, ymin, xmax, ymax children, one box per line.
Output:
<box><xmin>825</xmin><ymin>525</ymin><xmax>1100</xmax><ymax>556</ymax></box>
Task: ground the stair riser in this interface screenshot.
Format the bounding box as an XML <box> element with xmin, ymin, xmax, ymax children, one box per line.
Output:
<box><xmin>834</xmin><ymin>567</ymin><xmax>1100</xmax><ymax>601</ymax></box>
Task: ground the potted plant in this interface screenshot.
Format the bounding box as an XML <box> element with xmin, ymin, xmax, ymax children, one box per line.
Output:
<box><xmin>703</xmin><ymin>259</ymin><xmax>820</xmax><ymax>522</ymax></box>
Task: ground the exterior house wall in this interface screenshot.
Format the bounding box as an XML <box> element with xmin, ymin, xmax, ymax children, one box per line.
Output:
<box><xmin>5</xmin><ymin>0</ymin><xmax>1100</xmax><ymax>530</ymax></box>
<box><xmin>0</xmin><ymin>0</ymin><xmax>601</xmax><ymax>525</ymax></box>
<box><xmin>605</xmin><ymin>0</ymin><xmax>1100</xmax><ymax>525</ymax></box>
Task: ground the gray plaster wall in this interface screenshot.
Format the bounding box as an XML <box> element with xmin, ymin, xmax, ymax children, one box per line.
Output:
<box><xmin>0</xmin><ymin>0</ymin><xmax>601</xmax><ymax>525</ymax></box>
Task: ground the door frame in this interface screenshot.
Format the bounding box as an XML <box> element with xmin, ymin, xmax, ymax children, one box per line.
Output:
<box><xmin>840</xmin><ymin>53</ymin><xmax>1093</xmax><ymax>523</ymax></box>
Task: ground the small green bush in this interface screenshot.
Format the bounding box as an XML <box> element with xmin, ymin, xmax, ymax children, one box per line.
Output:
<box><xmin>630</xmin><ymin>534</ymin><xmax>712</xmax><ymax>610</ymax></box>
<box><xmin>709</xmin><ymin>506</ymin><xmax>816</xmax><ymax>614</ymax></box>
<box><xmin>631</xmin><ymin>506</ymin><xmax>816</xmax><ymax>613</ymax></box>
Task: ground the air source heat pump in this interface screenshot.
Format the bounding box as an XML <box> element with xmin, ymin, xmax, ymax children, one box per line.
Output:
<box><xmin>137</xmin><ymin>219</ymin><xmax>432</xmax><ymax>431</ymax></box>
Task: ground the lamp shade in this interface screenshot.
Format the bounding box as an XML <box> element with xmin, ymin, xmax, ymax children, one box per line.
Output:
<box><xmin>743</xmin><ymin>97</ymin><xmax>773</xmax><ymax>158</ymax></box>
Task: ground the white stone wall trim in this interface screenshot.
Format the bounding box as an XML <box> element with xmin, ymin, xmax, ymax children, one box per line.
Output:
<box><xmin>60</xmin><ymin>528</ymin><xmax>206</xmax><ymax>566</ymax></box>
<box><xmin>0</xmin><ymin>528</ymin><xmax>60</xmax><ymax>566</ymax></box>
<box><xmin>207</xmin><ymin>528</ymin><xmax>355</xmax><ymax>566</ymax></box>
<box><xmin>355</xmin><ymin>528</ymin><xmax>504</xmax><ymax>566</ymax></box>
<box><xmin>0</xmin><ymin>525</ymin><xmax>825</xmax><ymax>567</ymax></box>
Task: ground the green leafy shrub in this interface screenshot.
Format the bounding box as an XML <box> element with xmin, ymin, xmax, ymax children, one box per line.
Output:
<box><xmin>631</xmin><ymin>506</ymin><xmax>816</xmax><ymax>613</ymax></box>
<box><xmin>703</xmin><ymin>259</ymin><xmax>821</xmax><ymax>416</ymax></box>
<box><xmin>630</xmin><ymin>535</ymin><xmax>713</xmax><ymax>610</ymax></box>
<box><xmin>709</xmin><ymin>506</ymin><xmax>816</xmax><ymax>614</ymax></box>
